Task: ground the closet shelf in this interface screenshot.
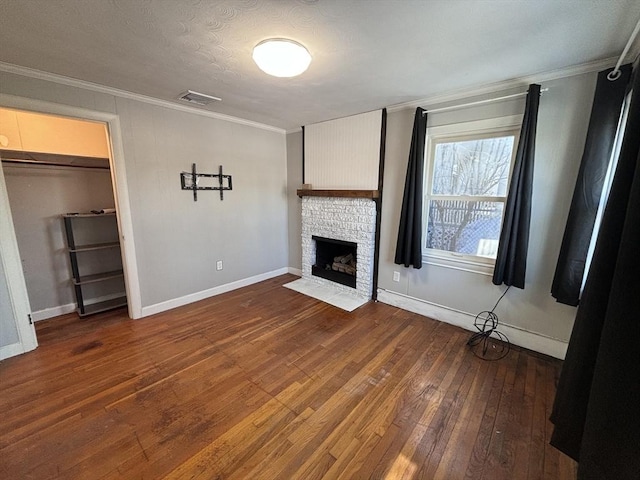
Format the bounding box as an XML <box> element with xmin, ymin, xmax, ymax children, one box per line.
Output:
<box><xmin>73</xmin><ymin>270</ymin><xmax>124</xmax><ymax>285</ymax></box>
<box><xmin>63</xmin><ymin>213</ymin><xmax>127</xmax><ymax>317</ymax></box>
<box><xmin>63</xmin><ymin>212</ymin><xmax>116</xmax><ymax>218</ymax></box>
<box><xmin>80</xmin><ymin>296</ymin><xmax>127</xmax><ymax>317</ymax></box>
<box><xmin>69</xmin><ymin>241</ymin><xmax>121</xmax><ymax>253</ymax></box>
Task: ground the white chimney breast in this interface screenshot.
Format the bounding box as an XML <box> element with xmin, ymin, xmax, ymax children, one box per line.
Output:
<box><xmin>304</xmin><ymin>110</ymin><xmax>382</xmax><ymax>190</ymax></box>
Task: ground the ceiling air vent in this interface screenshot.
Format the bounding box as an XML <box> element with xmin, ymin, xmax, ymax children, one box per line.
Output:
<box><xmin>177</xmin><ymin>90</ymin><xmax>222</xmax><ymax>106</ymax></box>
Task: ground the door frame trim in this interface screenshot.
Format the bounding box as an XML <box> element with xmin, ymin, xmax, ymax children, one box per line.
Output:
<box><xmin>0</xmin><ymin>161</ymin><xmax>37</xmax><ymax>359</ymax></box>
<box><xmin>0</xmin><ymin>94</ymin><xmax>142</xmax><ymax>328</ymax></box>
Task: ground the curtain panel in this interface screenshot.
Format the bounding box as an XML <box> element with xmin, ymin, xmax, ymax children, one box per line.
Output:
<box><xmin>550</xmin><ymin>67</ymin><xmax>640</xmax><ymax>480</ymax></box>
<box><xmin>492</xmin><ymin>84</ymin><xmax>541</xmax><ymax>288</ymax></box>
<box><xmin>551</xmin><ymin>65</ymin><xmax>632</xmax><ymax>306</ymax></box>
<box><xmin>394</xmin><ymin>107</ymin><xmax>427</xmax><ymax>268</ymax></box>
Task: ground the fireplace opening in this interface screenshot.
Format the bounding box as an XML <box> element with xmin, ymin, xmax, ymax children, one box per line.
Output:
<box><xmin>312</xmin><ymin>235</ymin><xmax>357</xmax><ymax>288</ymax></box>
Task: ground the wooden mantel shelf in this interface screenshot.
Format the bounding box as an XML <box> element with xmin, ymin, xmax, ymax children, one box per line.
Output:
<box><xmin>296</xmin><ymin>189</ymin><xmax>379</xmax><ymax>199</ymax></box>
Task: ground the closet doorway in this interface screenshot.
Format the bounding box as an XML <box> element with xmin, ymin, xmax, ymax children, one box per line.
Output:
<box><xmin>0</xmin><ymin>106</ymin><xmax>136</xmax><ymax>356</ymax></box>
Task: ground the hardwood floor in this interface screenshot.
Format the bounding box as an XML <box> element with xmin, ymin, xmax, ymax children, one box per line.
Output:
<box><xmin>0</xmin><ymin>274</ymin><xmax>576</xmax><ymax>479</ymax></box>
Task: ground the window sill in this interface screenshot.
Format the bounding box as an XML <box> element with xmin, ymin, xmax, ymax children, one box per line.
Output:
<box><xmin>422</xmin><ymin>253</ymin><xmax>494</xmax><ymax>276</ymax></box>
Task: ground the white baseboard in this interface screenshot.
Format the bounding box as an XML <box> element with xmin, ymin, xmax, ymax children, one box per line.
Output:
<box><xmin>141</xmin><ymin>268</ymin><xmax>290</xmax><ymax>317</ymax></box>
<box><xmin>288</xmin><ymin>267</ymin><xmax>302</xmax><ymax>276</ymax></box>
<box><xmin>0</xmin><ymin>342</ymin><xmax>28</xmax><ymax>361</ymax></box>
<box><xmin>31</xmin><ymin>292</ymin><xmax>127</xmax><ymax>322</ymax></box>
<box><xmin>377</xmin><ymin>289</ymin><xmax>568</xmax><ymax>360</ymax></box>
<box><xmin>31</xmin><ymin>303</ymin><xmax>76</xmax><ymax>322</ymax></box>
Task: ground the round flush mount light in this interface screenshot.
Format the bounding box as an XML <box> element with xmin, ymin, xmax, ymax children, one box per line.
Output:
<box><xmin>252</xmin><ymin>38</ymin><xmax>311</xmax><ymax>77</ymax></box>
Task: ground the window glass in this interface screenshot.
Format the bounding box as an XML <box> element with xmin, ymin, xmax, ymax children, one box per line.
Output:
<box><xmin>426</xmin><ymin>200</ymin><xmax>504</xmax><ymax>258</ymax></box>
<box><xmin>581</xmin><ymin>90</ymin><xmax>632</xmax><ymax>293</ymax></box>
<box><xmin>424</xmin><ymin>128</ymin><xmax>518</xmax><ymax>263</ymax></box>
<box><xmin>432</xmin><ymin>136</ymin><xmax>514</xmax><ymax>196</ymax></box>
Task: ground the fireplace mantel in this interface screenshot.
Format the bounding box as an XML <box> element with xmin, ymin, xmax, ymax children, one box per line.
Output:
<box><xmin>296</xmin><ymin>189</ymin><xmax>379</xmax><ymax>199</ymax></box>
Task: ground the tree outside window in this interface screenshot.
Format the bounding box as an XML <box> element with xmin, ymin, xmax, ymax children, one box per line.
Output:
<box><xmin>425</xmin><ymin>133</ymin><xmax>517</xmax><ymax>261</ymax></box>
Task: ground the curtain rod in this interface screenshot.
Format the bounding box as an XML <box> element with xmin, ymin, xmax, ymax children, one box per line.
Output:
<box><xmin>608</xmin><ymin>16</ymin><xmax>640</xmax><ymax>81</ymax></box>
<box><xmin>422</xmin><ymin>88</ymin><xmax>548</xmax><ymax>115</ymax></box>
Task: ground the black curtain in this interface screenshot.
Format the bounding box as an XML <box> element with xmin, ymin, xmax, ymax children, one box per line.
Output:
<box><xmin>551</xmin><ymin>65</ymin><xmax>632</xmax><ymax>306</ymax></box>
<box><xmin>550</xmin><ymin>67</ymin><xmax>640</xmax><ymax>480</ymax></box>
<box><xmin>492</xmin><ymin>84</ymin><xmax>540</xmax><ymax>288</ymax></box>
<box><xmin>395</xmin><ymin>107</ymin><xmax>427</xmax><ymax>268</ymax></box>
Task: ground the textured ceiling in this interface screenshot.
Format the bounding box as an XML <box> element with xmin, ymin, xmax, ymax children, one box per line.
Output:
<box><xmin>0</xmin><ymin>0</ymin><xmax>639</xmax><ymax>130</ymax></box>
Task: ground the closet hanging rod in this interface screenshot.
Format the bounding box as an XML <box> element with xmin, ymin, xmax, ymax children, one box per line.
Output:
<box><xmin>607</xmin><ymin>16</ymin><xmax>640</xmax><ymax>81</ymax></box>
<box><xmin>422</xmin><ymin>88</ymin><xmax>548</xmax><ymax>115</ymax></box>
<box><xmin>1</xmin><ymin>158</ymin><xmax>110</xmax><ymax>170</ymax></box>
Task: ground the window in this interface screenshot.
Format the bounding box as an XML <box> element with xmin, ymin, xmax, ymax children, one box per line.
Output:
<box><xmin>423</xmin><ymin>116</ymin><xmax>521</xmax><ymax>270</ymax></box>
<box><xmin>581</xmin><ymin>90</ymin><xmax>632</xmax><ymax>293</ymax></box>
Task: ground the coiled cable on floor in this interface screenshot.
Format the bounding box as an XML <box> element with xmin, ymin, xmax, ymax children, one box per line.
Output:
<box><xmin>467</xmin><ymin>286</ymin><xmax>511</xmax><ymax>360</ymax></box>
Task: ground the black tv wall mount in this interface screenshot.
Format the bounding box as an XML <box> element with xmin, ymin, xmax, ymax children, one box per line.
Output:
<box><xmin>180</xmin><ymin>163</ymin><xmax>232</xmax><ymax>201</ymax></box>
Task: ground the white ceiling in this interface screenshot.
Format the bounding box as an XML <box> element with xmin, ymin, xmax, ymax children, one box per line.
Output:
<box><xmin>1</xmin><ymin>0</ymin><xmax>639</xmax><ymax>131</ymax></box>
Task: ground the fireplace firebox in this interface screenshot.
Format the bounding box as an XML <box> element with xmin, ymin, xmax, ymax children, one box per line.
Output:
<box><xmin>312</xmin><ymin>235</ymin><xmax>357</xmax><ymax>288</ymax></box>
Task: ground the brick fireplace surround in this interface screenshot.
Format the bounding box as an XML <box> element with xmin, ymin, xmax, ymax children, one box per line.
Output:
<box><xmin>300</xmin><ymin>196</ymin><xmax>377</xmax><ymax>300</ymax></box>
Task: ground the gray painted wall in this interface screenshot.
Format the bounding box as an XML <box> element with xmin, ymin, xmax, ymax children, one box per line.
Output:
<box><xmin>4</xmin><ymin>164</ymin><xmax>116</xmax><ymax>313</ymax></box>
<box><xmin>0</xmin><ymin>66</ymin><xmax>595</xmax><ymax>344</ymax></box>
<box><xmin>114</xmin><ymin>99</ymin><xmax>287</xmax><ymax>306</ymax></box>
<box><xmin>286</xmin><ymin>131</ymin><xmax>303</xmax><ymax>270</ymax></box>
<box><xmin>0</xmin><ymin>251</ymin><xmax>20</xmax><ymax>347</ymax></box>
<box><xmin>378</xmin><ymin>72</ymin><xmax>597</xmax><ymax>342</ymax></box>
<box><xmin>0</xmin><ymin>70</ymin><xmax>288</xmax><ymax>310</ymax></box>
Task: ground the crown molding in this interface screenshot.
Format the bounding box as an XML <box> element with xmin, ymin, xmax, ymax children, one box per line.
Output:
<box><xmin>1</xmin><ymin>54</ymin><xmax>628</xmax><ymax>132</ymax></box>
<box><xmin>387</xmin><ymin>56</ymin><xmax>619</xmax><ymax>113</ymax></box>
<box><xmin>0</xmin><ymin>62</ymin><xmax>286</xmax><ymax>134</ymax></box>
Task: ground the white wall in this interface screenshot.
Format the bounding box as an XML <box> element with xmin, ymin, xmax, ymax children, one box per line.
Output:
<box><xmin>115</xmin><ymin>99</ymin><xmax>287</xmax><ymax>307</ymax></box>
<box><xmin>286</xmin><ymin>131</ymin><xmax>303</xmax><ymax>270</ymax></box>
<box><xmin>0</xmin><ymin>64</ymin><xmax>596</xmax><ymax>358</ymax></box>
<box><xmin>378</xmin><ymin>72</ymin><xmax>597</xmax><ymax>351</ymax></box>
<box><xmin>304</xmin><ymin>110</ymin><xmax>382</xmax><ymax>189</ymax></box>
<box><xmin>3</xmin><ymin>164</ymin><xmax>116</xmax><ymax>315</ymax></box>
<box><xmin>0</xmin><ymin>70</ymin><xmax>288</xmax><ymax>313</ymax></box>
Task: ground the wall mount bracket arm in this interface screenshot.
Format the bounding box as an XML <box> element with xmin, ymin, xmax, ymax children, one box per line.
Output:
<box><xmin>180</xmin><ymin>163</ymin><xmax>233</xmax><ymax>201</ymax></box>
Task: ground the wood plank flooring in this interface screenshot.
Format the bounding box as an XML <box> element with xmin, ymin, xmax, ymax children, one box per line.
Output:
<box><xmin>0</xmin><ymin>274</ymin><xmax>577</xmax><ymax>479</ymax></box>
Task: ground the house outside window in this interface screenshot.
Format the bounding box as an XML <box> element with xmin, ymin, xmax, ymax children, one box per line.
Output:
<box><xmin>423</xmin><ymin>116</ymin><xmax>522</xmax><ymax>273</ymax></box>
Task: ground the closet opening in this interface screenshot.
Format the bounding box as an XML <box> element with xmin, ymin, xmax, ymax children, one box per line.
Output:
<box><xmin>0</xmin><ymin>107</ymin><xmax>128</xmax><ymax>327</ymax></box>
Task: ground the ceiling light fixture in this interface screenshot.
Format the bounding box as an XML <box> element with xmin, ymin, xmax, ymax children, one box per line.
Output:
<box><xmin>252</xmin><ymin>38</ymin><xmax>311</xmax><ymax>78</ymax></box>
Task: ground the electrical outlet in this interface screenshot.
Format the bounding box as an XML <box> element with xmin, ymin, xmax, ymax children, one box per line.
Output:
<box><xmin>216</xmin><ymin>260</ymin><xmax>223</xmax><ymax>271</ymax></box>
<box><xmin>393</xmin><ymin>271</ymin><xmax>400</xmax><ymax>282</ymax></box>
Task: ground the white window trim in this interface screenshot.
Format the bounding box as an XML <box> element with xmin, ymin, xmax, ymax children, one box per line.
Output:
<box><xmin>422</xmin><ymin>115</ymin><xmax>523</xmax><ymax>272</ymax></box>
